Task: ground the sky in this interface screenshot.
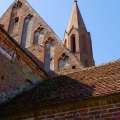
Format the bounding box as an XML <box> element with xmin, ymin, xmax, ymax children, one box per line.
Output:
<box><xmin>0</xmin><ymin>0</ymin><xmax>120</xmax><ymax>65</ymax></box>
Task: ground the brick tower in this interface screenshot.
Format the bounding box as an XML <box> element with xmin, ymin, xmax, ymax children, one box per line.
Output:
<box><xmin>64</xmin><ymin>0</ymin><xmax>95</xmax><ymax>67</ymax></box>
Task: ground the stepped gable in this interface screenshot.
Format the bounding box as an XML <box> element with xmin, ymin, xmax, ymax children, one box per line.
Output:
<box><xmin>66</xmin><ymin>60</ymin><xmax>120</xmax><ymax>96</ymax></box>
<box><xmin>0</xmin><ymin>0</ymin><xmax>82</xmax><ymax>76</ymax></box>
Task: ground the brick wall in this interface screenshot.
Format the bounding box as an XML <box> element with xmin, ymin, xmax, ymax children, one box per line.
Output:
<box><xmin>27</xmin><ymin>93</ymin><xmax>120</xmax><ymax>120</ymax></box>
<box><xmin>0</xmin><ymin>27</ymin><xmax>48</xmax><ymax>94</ymax></box>
<box><xmin>1</xmin><ymin>93</ymin><xmax>120</xmax><ymax>120</ymax></box>
<box><xmin>38</xmin><ymin>104</ymin><xmax>120</xmax><ymax>120</ymax></box>
<box><xmin>3</xmin><ymin>104</ymin><xmax>120</xmax><ymax>120</ymax></box>
<box><xmin>0</xmin><ymin>27</ymin><xmax>48</xmax><ymax>79</ymax></box>
<box><xmin>0</xmin><ymin>0</ymin><xmax>82</xmax><ymax>77</ymax></box>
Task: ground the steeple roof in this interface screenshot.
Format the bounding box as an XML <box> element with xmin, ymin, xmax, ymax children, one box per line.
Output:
<box><xmin>66</xmin><ymin>0</ymin><xmax>87</xmax><ymax>33</ymax></box>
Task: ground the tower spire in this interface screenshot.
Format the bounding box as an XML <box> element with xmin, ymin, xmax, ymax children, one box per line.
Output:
<box><xmin>64</xmin><ymin>1</ymin><xmax>95</xmax><ymax>67</ymax></box>
<box><xmin>74</xmin><ymin>0</ymin><xmax>77</xmax><ymax>2</ymax></box>
<box><xmin>66</xmin><ymin>0</ymin><xmax>87</xmax><ymax>33</ymax></box>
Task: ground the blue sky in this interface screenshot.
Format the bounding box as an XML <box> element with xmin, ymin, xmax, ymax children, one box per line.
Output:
<box><xmin>0</xmin><ymin>0</ymin><xmax>120</xmax><ymax>65</ymax></box>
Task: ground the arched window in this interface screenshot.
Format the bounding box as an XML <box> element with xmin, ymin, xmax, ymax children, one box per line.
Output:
<box><xmin>44</xmin><ymin>41</ymin><xmax>54</xmax><ymax>72</ymax></box>
<box><xmin>8</xmin><ymin>5</ymin><xmax>18</xmax><ymax>34</ymax></box>
<box><xmin>70</xmin><ymin>34</ymin><xmax>76</xmax><ymax>53</ymax></box>
<box><xmin>21</xmin><ymin>14</ymin><xmax>33</xmax><ymax>48</ymax></box>
<box><xmin>8</xmin><ymin>1</ymin><xmax>22</xmax><ymax>34</ymax></box>
<box><xmin>50</xmin><ymin>45</ymin><xmax>54</xmax><ymax>71</ymax></box>
<box><xmin>33</xmin><ymin>31</ymin><xmax>40</xmax><ymax>45</ymax></box>
<box><xmin>59</xmin><ymin>54</ymin><xmax>69</xmax><ymax>69</ymax></box>
<box><xmin>33</xmin><ymin>28</ymin><xmax>43</xmax><ymax>45</ymax></box>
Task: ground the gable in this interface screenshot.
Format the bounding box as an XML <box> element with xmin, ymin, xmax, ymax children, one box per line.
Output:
<box><xmin>0</xmin><ymin>0</ymin><xmax>82</xmax><ymax>77</ymax></box>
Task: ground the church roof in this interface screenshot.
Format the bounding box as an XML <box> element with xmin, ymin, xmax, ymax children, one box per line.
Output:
<box><xmin>67</xmin><ymin>59</ymin><xmax>120</xmax><ymax>96</ymax></box>
<box><xmin>0</xmin><ymin>60</ymin><xmax>120</xmax><ymax>117</ymax></box>
<box><xmin>0</xmin><ymin>42</ymin><xmax>120</xmax><ymax>117</ymax></box>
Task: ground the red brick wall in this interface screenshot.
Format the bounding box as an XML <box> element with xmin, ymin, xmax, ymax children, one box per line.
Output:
<box><xmin>0</xmin><ymin>0</ymin><xmax>83</xmax><ymax>77</ymax></box>
<box><xmin>2</xmin><ymin>103</ymin><xmax>120</xmax><ymax>120</ymax></box>
<box><xmin>0</xmin><ymin>28</ymin><xmax>47</xmax><ymax>79</ymax></box>
<box><xmin>2</xmin><ymin>93</ymin><xmax>120</xmax><ymax>120</ymax></box>
<box><xmin>38</xmin><ymin>104</ymin><xmax>120</xmax><ymax>120</ymax></box>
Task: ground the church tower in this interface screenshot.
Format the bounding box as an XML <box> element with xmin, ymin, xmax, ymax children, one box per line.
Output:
<box><xmin>64</xmin><ymin>0</ymin><xmax>95</xmax><ymax>67</ymax></box>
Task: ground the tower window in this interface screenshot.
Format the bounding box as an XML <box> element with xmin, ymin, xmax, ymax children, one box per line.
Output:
<box><xmin>70</xmin><ymin>34</ymin><xmax>76</xmax><ymax>53</ymax></box>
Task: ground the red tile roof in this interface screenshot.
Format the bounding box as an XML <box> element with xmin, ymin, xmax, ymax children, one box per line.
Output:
<box><xmin>67</xmin><ymin>60</ymin><xmax>120</xmax><ymax>96</ymax></box>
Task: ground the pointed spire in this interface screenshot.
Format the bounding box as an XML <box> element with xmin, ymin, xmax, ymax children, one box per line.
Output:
<box><xmin>66</xmin><ymin>0</ymin><xmax>87</xmax><ymax>33</ymax></box>
<box><xmin>74</xmin><ymin>0</ymin><xmax>78</xmax><ymax>3</ymax></box>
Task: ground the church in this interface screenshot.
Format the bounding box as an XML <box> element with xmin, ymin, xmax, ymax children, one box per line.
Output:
<box><xmin>0</xmin><ymin>0</ymin><xmax>120</xmax><ymax>119</ymax></box>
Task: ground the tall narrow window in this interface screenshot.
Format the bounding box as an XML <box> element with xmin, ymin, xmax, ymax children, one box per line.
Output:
<box><xmin>59</xmin><ymin>54</ymin><xmax>69</xmax><ymax>69</ymax></box>
<box><xmin>8</xmin><ymin>1</ymin><xmax>22</xmax><ymax>34</ymax></box>
<box><xmin>71</xmin><ymin>34</ymin><xmax>76</xmax><ymax>53</ymax></box>
<box><xmin>33</xmin><ymin>28</ymin><xmax>43</xmax><ymax>45</ymax></box>
<box><xmin>50</xmin><ymin>45</ymin><xmax>54</xmax><ymax>71</ymax></box>
<box><xmin>21</xmin><ymin>14</ymin><xmax>33</xmax><ymax>48</ymax></box>
<box><xmin>8</xmin><ymin>6</ymin><xmax>18</xmax><ymax>34</ymax></box>
<box><xmin>33</xmin><ymin>31</ymin><xmax>40</xmax><ymax>45</ymax></box>
<box><xmin>44</xmin><ymin>41</ymin><xmax>54</xmax><ymax>72</ymax></box>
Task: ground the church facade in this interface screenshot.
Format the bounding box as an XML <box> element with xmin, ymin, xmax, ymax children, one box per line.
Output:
<box><xmin>0</xmin><ymin>0</ymin><xmax>120</xmax><ymax>120</ymax></box>
<box><xmin>0</xmin><ymin>0</ymin><xmax>95</xmax><ymax>76</ymax></box>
